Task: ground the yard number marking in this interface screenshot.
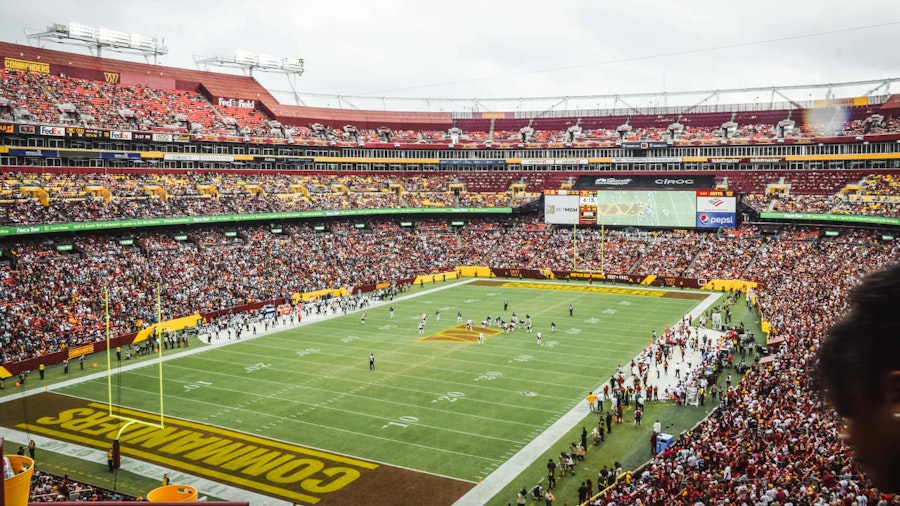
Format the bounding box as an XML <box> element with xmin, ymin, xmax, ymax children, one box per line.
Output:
<box><xmin>183</xmin><ymin>380</ymin><xmax>213</xmax><ymax>393</ymax></box>
<box><xmin>245</xmin><ymin>362</ymin><xmax>271</xmax><ymax>373</ymax></box>
<box><xmin>433</xmin><ymin>391</ymin><xmax>465</xmax><ymax>403</ymax></box>
<box><xmin>381</xmin><ymin>416</ymin><xmax>419</xmax><ymax>429</ymax></box>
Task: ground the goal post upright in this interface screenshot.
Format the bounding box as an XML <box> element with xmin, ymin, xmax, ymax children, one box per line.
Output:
<box><xmin>104</xmin><ymin>284</ymin><xmax>166</xmax><ymax>469</ymax></box>
<box><xmin>572</xmin><ymin>221</ymin><xmax>577</xmax><ymax>271</ymax></box>
<box><xmin>155</xmin><ymin>282</ymin><xmax>164</xmax><ymax>430</ymax></box>
<box><xmin>600</xmin><ymin>223</ymin><xmax>605</xmax><ymax>275</ymax></box>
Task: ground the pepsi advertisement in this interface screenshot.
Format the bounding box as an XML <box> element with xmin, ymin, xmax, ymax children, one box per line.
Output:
<box><xmin>696</xmin><ymin>212</ymin><xmax>737</xmax><ymax>228</ymax></box>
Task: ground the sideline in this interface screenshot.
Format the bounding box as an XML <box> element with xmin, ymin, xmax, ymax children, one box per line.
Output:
<box><xmin>0</xmin><ymin>279</ymin><xmax>471</xmax><ymax>402</ymax></box>
<box><xmin>452</xmin><ymin>289</ymin><xmax>723</xmax><ymax>506</ymax></box>
<box><xmin>0</xmin><ymin>279</ymin><xmax>471</xmax><ymax>502</ymax></box>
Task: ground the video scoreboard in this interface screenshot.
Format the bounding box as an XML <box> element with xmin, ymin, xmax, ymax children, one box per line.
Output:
<box><xmin>544</xmin><ymin>189</ymin><xmax>737</xmax><ymax>228</ymax></box>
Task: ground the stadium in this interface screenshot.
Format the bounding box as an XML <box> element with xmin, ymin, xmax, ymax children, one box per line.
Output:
<box><xmin>1</xmin><ymin>11</ymin><xmax>899</xmax><ymax>506</ymax></box>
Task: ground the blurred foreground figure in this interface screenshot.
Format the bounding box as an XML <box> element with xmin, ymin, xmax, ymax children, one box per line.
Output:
<box><xmin>815</xmin><ymin>263</ymin><xmax>900</xmax><ymax>493</ymax></box>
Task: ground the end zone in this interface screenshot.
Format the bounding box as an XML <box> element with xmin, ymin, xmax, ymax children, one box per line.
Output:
<box><xmin>468</xmin><ymin>279</ymin><xmax>708</xmax><ymax>300</ymax></box>
<box><xmin>0</xmin><ymin>392</ymin><xmax>473</xmax><ymax>505</ymax></box>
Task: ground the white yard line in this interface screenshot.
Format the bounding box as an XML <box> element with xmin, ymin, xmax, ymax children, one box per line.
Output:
<box><xmin>1</xmin><ymin>280</ymin><xmax>467</xmax><ymax>402</ymax></box>
<box><xmin>0</xmin><ymin>280</ymin><xmax>469</xmax><ymax>502</ymax></box>
<box><xmin>1</xmin><ymin>279</ymin><xmax>723</xmax><ymax>505</ymax></box>
<box><xmin>452</xmin><ymin>289</ymin><xmax>723</xmax><ymax>506</ymax></box>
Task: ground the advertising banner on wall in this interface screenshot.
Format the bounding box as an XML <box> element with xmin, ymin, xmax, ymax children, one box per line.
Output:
<box><xmin>696</xmin><ymin>195</ymin><xmax>737</xmax><ymax>213</ymax></box>
<box><xmin>575</xmin><ymin>175</ymin><xmax>713</xmax><ymax>189</ymax></box>
<box><xmin>695</xmin><ymin>190</ymin><xmax>737</xmax><ymax>228</ymax></box>
<box><xmin>696</xmin><ymin>212</ymin><xmax>737</xmax><ymax>228</ymax></box>
<box><xmin>543</xmin><ymin>194</ymin><xmax>580</xmax><ymax>225</ymax></box>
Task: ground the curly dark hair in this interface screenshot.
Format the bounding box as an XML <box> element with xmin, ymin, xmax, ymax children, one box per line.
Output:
<box><xmin>814</xmin><ymin>263</ymin><xmax>900</xmax><ymax>417</ymax></box>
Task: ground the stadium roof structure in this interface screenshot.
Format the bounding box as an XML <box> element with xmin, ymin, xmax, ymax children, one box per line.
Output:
<box><xmin>270</xmin><ymin>76</ymin><xmax>898</xmax><ymax>119</ymax></box>
<box><xmin>193</xmin><ymin>51</ymin><xmax>304</xmax><ymax>76</ymax></box>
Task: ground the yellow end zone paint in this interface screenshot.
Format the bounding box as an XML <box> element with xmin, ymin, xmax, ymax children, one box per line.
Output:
<box><xmin>20</xmin><ymin>401</ymin><xmax>378</xmax><ymax>504</ymax></box>
<box><xmin>496</xmin><ymin>281</ymin><xmax>667</xmax><ymax>298</ymax></box>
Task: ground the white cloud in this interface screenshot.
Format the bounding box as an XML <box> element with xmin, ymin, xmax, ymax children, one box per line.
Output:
<box><xmin>2</xmin><ymin>0</ymin><xmax>898</xmax><ymax>109</ymax></box>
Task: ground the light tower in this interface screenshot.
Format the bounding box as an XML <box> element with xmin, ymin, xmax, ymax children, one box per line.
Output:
<box><xmin>26</xmin><ymin>22</ymin><xmax>168</xmax><ymax>63</ymax></box>
<box><xmin>193</xmin><ymin>51</ymin><xmax>305</xmax><ymax>104</ymax></box>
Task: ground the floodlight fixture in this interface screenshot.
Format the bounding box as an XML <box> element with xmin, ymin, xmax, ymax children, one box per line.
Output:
<box><xmin>195</xmin><ymin>51</ymin><xmax>304</xmax><ymax>75</ymax></box>
<box><xmin>280</xmin><ymin>58</ymin><xmax>304</xmax><ymax>73</ymax></box>
<box><xmin>98</xmin><ymin>27</ymin><xmax>130</xmax><ymax>47</ymax></box>
<box><xmin>233</xmin><ymin>50</ymin><xmax>259</xmax><ymax>66</ymax></box>
<box><xmin>193</xmin><ymin>50</ymin><xmax>305</xmax><ymax>97</ymax></box>
<box><xmin>27</xmin><ymin>22</ymin><xmax>168</xmax><ymax>62</ymax></box>
<box><xmin>257</xmin><ymin>53</ymin><xmax>282</xmax><ymax>68</ymax></box>
<box><xmin>67</xmin><ymin>22</ymin><xmax>97</xmax><ymax>41</ymax></box>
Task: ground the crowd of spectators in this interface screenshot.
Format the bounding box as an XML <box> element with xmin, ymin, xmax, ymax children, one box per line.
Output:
<box><xmin>93</xmin><ymin>81</ymin><xmax>171</xmax><ymax>129</ymax></box>
<box><xmin>0</xmin><ymin>69</ymin><xmax>61</xmax><ymax>125</ymax></box>
<box><xmin>587</xmin><ymin>231</ymin><xmax>899</xmax><ymax>505</ymax></box>
<box><xmin>268</xmin><ymin>118</ymin><xmax>900</xmax><ymax>146</ymax></box>
<box><xmin>0</xmin><ymin>171</ymin><xmax>535</xmax><ymax>226</ymax></box>
<box><xmin>28</xmin><ymin>469</ymin><xmax>134</xmax><ymax>502</ymax></box>
<box><xmin>3</xmin><ymin>68</ymin><xmax>900</xmax><ymax>145</ymax></box>
<box><xmin>8</xmin><ymin>167</ymin><xmax>897</xmax><ymax>232</ymax></box>
<box><xmin>831</xmin><ymin>173</ymin><xmax>900</xmax><ymax>217</ymax></box>
<box><xmin>3</xmin><ymin>49</ymin><xmax>900</xmax><ymax>506</ymax></box>
<box><xmin>839</xmin><ymin>116</ymin><xmax>900</xmax><ymax>137</ymax></box>
<box><xmin>0</xmin><ymin>69</ymin><xmax>257</xmax><ymax>137</ymax></box>
<box><xmin>495</xmin><ymin>227</ymin><xmax>765</xmax><ymax>278</ymax></box>
<box><xmin>743</xmin><ymin>173</ymin><xmax>899</xmax><ymax>218</ymax></box>
<box><xmin>308</xmin><ymin>118</ymin><xmax>893</xmax><ymax>146</ymax></box>
<box><xmin>683</xmin><ymin>232</ymin><xmax>763</xmax><ymax>280</ymax></box>
<box><xmin>0</xmin><ymin>217</ymin><xmax>530</xmax><ymax>364</ymax></box>
<box><xmin>2</xmin><ymin>214</ymin><xmax>900</xmax><ymax>504</ymax></box>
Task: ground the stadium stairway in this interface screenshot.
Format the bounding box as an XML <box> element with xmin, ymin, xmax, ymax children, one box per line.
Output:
<box><xmin>741</xmin><ymin>244</ymin><xmax>766</xmax><ymax>278</ymax></box>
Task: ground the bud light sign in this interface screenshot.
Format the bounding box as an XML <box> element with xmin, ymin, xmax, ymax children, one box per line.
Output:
<box><xmin>696</xmin><ymin>212</ymin><xmax>736</xmax><ymax>228</ymax></box>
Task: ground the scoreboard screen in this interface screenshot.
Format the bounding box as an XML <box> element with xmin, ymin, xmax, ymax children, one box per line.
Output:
<box><xmin>544</xmin><ymin>189</ymin><xmax>737</xmax><ymax>228</ymax></box>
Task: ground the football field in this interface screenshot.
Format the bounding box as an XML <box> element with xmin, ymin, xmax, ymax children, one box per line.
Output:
<box><xmin>36</xmin><ymin>279</ymin><xmax>714</xmax><ymax>504</ymax></box>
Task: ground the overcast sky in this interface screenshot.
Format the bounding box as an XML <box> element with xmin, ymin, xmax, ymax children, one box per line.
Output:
<box><xmin>2</xmin><ymin>1</ymin><xmax>899</xmax><ymax>111</ymax></box>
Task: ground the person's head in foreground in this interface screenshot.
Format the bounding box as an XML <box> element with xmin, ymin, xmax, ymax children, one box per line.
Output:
<box><xmin>815</xmin><ymin>262</ymin><xmax>900</xmax><ymax>493</ymax></box>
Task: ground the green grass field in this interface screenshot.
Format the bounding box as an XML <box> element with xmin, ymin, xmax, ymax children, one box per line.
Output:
<box><xmin>13</xmin><ymin>279</ymin><xmax>726</xmax><ymax>504</ymax></box>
